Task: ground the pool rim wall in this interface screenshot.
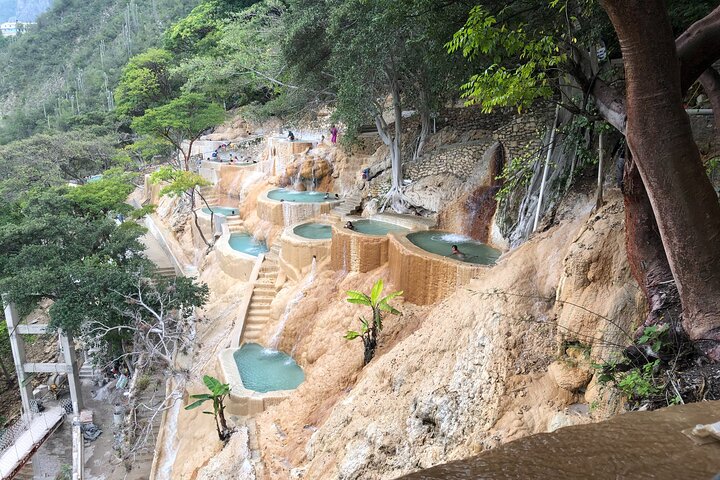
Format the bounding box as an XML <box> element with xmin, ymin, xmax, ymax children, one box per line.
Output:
<box><xmin>214</xmin><ymin>224</ymin><xmax>264</xmax><ymax>281</ymax></box>
<box><xmin>388</xmin><ymin>229</ymin><xmax>499</xmax><ymax>305</ymax></box>
<box><xmin>256</xmin><ymin>187</ymin><xmax>340</xmax><ymax>226</ymax></box>
<box><xmin>218</xmin><ymin>346</ymin><xmax>300</xmax><ymax>416</ymax></box>
<box><xmin>280</xmin><ymin>221</ymin><xmax>332</xmax><ymax>281</ymax></box>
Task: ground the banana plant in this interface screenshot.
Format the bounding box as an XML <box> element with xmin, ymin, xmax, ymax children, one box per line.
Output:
<box><xmin>184</xmin><ymin>375</ymin><xmax>232</xmax><ymax>441</ymax></box>
<box><xmin>345</xmin><ymin>279</ymin><xmax>402</xmax><ymax>365</ymax></box>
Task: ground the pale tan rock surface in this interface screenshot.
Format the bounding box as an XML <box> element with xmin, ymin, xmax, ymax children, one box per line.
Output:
<box><xmin>250</xmin><ymin>191</ymin><xmax>644</xmax><ymax>479</ymax></box>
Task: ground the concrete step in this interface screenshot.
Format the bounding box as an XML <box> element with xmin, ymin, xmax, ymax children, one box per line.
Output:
<box><xmin>251</xmin><ymin>294</ymin><xmax>275</xmax><ymax>303</ymax></box>
<box><xmin>253</xmin><ymin>285</ymin><xmax>276</xmax><ymax>292</ymax></box>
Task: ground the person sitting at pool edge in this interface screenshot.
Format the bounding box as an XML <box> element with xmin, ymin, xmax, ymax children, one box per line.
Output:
<box><xmin>345</xmin><ymin>221</ymin><xmax>354</xmax><ymax>230</ymax></box>
<box><xmin>324</xmin><ymin>193</ymin><xmax>330</xmax><ymax>199</ymax></box>
<box><xmin>451</xmin><ymin>244</ymin><xmax>465</xmax><ymax>260</ymax></box>
<box><xmin>288</xmin><ymin>130</ymin><xmax>295</xmax><ymax>142</ymax></box>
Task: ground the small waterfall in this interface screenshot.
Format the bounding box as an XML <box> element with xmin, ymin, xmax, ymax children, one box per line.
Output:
<box><xmin>310</xmin><ymin>161</ymin><xmax>316</xmax><ymax>192</ymax></box>
<box><xmin>240</xmin><ymin>170</ymin><xmax>265</xmax><ymax>200</ymax></box>
<box><xmin>268</xmin><ymin>258</ymin><xmax>317</xmax><ymax>350</ymax></box>
<box><xmin>292</xmin><ymin>164</ymin><xmax>303</xmax><ymax>190</ymax></box>
<box><xmin>156</xmin><ymin>387</ymin><xmax>183</xmax><ymax>480</ymax></box>
<box><xmin>253</xmin><ymin>220</ymin><xmax>273</xmax><ymax>243</ymax></box>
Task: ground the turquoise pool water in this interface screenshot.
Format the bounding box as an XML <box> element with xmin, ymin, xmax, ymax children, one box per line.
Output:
<box><xmin>293</xmin><ymin>222</ymin><xmax>332</xmax><ymax>240</ymax></box>
<box><xmin>267</xmin><ymin>189</ymin><xmax>336</xmax><ymax>203</ymax></box>
<box><xmin>202</xmin><ymin>206</ymin><xmax>238</xmax><ymax>216</ymax></box>
<box><xmin>87</xmin><ymin>174</ymin><xmax>103</xmax><ymax>183</ymax></box>
<box><xmin>350</xmin><ymin>220</ymin><xmax>409</xmax><ymax>236</ymax></box>
<box><xmin>229</xmin><ymin>233</ymin><xmax>268</xmax><ymax>256</ymax></box>
<box><xmin>407</xmin><ymin>231</ymin><xmax>501</xmax><ymax>265</ymax></box>
<box><xmin>234</xmin><ymin>343</ymin><xmax>304</xmax><ymax>393</ymax></box>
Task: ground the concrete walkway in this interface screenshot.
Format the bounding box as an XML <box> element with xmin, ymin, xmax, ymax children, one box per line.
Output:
<box><xmin>0</xmin><ymin>407</ymin><xmax>65</xmax><ymax>478</ymax></box>
<box><xmin>140</xmin><ymin>232</ymin><xmax>175</xmax><ymax>272</ymax></box>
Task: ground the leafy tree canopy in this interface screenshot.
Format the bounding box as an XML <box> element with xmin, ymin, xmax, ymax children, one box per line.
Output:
<box><xmin>131</xmin><ymin>93</ymin><xmax>225</xmax><ymax>168</ymax></box>
<box><xmin>115</xmin><ymin>48</ymin><xmax>182</xmax><ymax>119</ymax></box>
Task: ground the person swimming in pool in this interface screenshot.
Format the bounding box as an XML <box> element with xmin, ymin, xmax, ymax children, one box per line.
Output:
<box><xmin>450</xmin><ymin>244</ymin><xmax>466</xmax><ymax>260</ymax></box>
<box><xmin>324</xmin><ymin>193</ymin><xmax>330</xmax><ymax>199</ymax></box>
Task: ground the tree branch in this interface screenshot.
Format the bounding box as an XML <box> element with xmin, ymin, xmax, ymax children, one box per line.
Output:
<box><xmin>676</xmin><ymin>5</ymin><xmax>720</xmax><ymax>94</ymax></box>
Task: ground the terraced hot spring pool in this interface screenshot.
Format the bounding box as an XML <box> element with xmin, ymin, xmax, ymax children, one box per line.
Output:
<box><xmin>267</xmin><ymin>189</ymin><xmax>337</xmax><ymax>203</ymax></box>
<box><xmin>234</xmin><ymin>343</ymin><xmax>304</xmax><ymax>393</ymax></box>
<box><xmin>407</xmin><ymin>231</ymin><xmax>501</xmax><ymax>265</ymax></box>
<box><xmin>293</xmin><ymin>222</ymin><xmax>332</xmax><ymax>240</ymax></box>
<box><xmin>350</xmin><ymin>219</ymin><xmax>409</xmax><ymax>236</ymax></box>
<box><xmin>229</xmin><ymin>233</ymin><xmax>268</xmax><ymax>256</ymax></box>
<box><xmin>202</xmin><ymin>206</ymin><xmax>238</xmax><ymax>216</ymax></box>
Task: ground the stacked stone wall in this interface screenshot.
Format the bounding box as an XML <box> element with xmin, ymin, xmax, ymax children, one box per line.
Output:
<box><xmin>404</xmin><ymin>143</ymin><xmax>491</xmax><ymax>181</ymax></box>
<box><xmin>438</xmin><ymin>106</ymin><xmax>514</xmax><ymax>133</ymax></box>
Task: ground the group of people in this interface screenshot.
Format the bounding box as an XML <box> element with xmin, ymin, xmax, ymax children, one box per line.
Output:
<box><xmin>287</xmin><ymin>125</ymin><xmax>340</xmax><ymax>145</ymax></box>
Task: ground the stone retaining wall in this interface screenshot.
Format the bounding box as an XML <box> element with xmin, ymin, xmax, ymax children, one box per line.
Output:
<box><xmin>280</xmin><ymin>226</ymin><xmax>332</xmax><ymax>282</ymax></box>
<box><xmin>438</xmin><ymin>106</ymin><xmax>514</xmax><ymax>133</ymax></box>
<box><xmin>388</xmin><ymin>233</ymin><xmax>490</xmax><ymax>305</ymax></box>
<box><xmin>405</xmin><ymin>143</ymin><xmax>491</xmax><ymax>181</ymax></box>
<box><xmin>330</xmin><ymin>224</ymin><xmax>392</xmax><ymax>273</ymax></box>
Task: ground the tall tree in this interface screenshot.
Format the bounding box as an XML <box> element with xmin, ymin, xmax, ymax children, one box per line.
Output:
<box><xmin>115</xmin><ymin>48</ymin><xmax>181</xmax><ymax>118</ymax></box>
<box><xmin>600</xmin><ymin>0</ymin><xmax>720</xmax><ymax>359</ymax></box>
<box><xmin>131</xmin><ymin>93</ymin><xmax>225</xmax><ymax>171</ymax></box>
<box><xmin>451</xmin><ymin>1</ymin><xmax>720</xmax><ymax>358</ymax></box>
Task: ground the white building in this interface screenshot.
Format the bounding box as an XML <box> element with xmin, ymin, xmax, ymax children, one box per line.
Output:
<box><xmin>0</xmin><ymin>21</ymin><xmax>34</xmax><ymax>37</ymax></box>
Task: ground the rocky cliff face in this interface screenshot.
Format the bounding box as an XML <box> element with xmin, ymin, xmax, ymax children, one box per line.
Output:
<box><xmin>251</xmin><ymin>190</ymin><xmax>644</xmax><ymax>479</ymax></box>
<box><xmin>15</xmin><ymin>0</ymin><xmax>50</xmax><ymax>21</ymax></box>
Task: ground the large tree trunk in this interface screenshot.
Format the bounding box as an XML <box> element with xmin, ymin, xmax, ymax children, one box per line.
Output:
<box><xmin>376</xmin><ymin>64</ymin><xmax>407</xmax><ymax>212</ymax></box>
<box><xmin>601</xmin><ymin>0</ymin><xmax>720</xmax><ymax>360</ymax></box>
<box><xmin>622</xmin><ymin>153</ymin><xmax>678</xmax><ymax>333</ymax></box>
<box><xmin>675</xmin><ymin>6</ymin><xmax>720</xmax><ymax>94</ymax></box>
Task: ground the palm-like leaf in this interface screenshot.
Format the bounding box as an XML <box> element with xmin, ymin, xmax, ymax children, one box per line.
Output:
<box><xmin>370</xmin><ymin>279</ymin><xmax>383</xmax><ymax>305</ymax></box>
<box><xmin>185</xmin><ymin>398</ymin><xmax>210</xmax><ymax>410</ymax></box>
<box><xmin>347</xmin><ymin>290</ymin><xmax>372</xmax><ymax>306</ymax></box>
<box><xmin>203</xmin><ymin>375</ymin><xmax>222</xmax><ymax>392</ymax></box>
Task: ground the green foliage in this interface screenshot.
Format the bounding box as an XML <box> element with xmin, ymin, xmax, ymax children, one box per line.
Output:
<box><xmin>0</xmin><ymin>0</ymin><xmax>200</xmax><ymax>143</ymax></box>
<box><xmin>595</xmin><ymin>326</ymin><xmax>673</xmax><ymax>409</ymax></box>
<box><xmin>132</xmin><ymin>93</ymin><xmax>225</xmax><ymax>166</ymax></box>
<box><xmin>614</xmin><ymin>361</ymin><xmax>663</xmax><ymax>406</ymax></box>
<box><xmin>165</xmin><ymin>1</ymin><xmax>224</xmax><ymax>57</ymax></box>
<box><xmin>0</xmin><ymin>131</ymin><xmax>118</xmax><ymax>200</ymax></box>
<box><xmin>185</xmin><ymin>375</ymin><xmax>232</xmax><ymax>441</ymax></box>
<box><xmin>64</xmin><ymin>175</ymin><xmax>136</xmax><ymax>217</ymax></box>
<box><xmin>447</xmin><ymin>5</ymin><xmax>566</xmax><ymax>112</ymax></box>
<box><xmin>175</xmin><ymin>0</ymin><xmax>286</xmax><ymax>109</ymax></box>
<box><xmin>115</xmin><ymin>48</ymin><xmax>181</xmax><ymax>118</ymax></box>
<box><xmin>150</xmin><ymin>165</ymin><xmax>210</xmax><ymax>197</ymax></box>
<box><xmin>345</xmin><ymin>279</ymin><xmax>402</xmax><ymax>365</ymax></box>
<box><xmin>283</xmin><ymin>0</ymin><xmax>473</xmax><ymax>131</ymax></box>
<box><xmin>0</xmin><ymin>181</ymin><xmax>208</xmax><ymax>367</ymax></box>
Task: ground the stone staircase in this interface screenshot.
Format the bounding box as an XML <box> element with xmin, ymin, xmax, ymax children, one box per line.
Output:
<box><xmin>154</xmin><ymin>266</ymin><xmax>176</xmax><ymax>278</ymax></box>
<box><xmin>240</xmin><ymin>241</ymin><xmax>281</xmax><ymax>343</ymax></box>
<box><xmin>78</xmin><ymin>361</ymin><xmax>95</xmax><ymax>380</ymax></box>
<box><xmin>329</xmin><ymin>192</ymin><xmax>363</xmax><ymax>221</ymax></box>
<box><xmin>225</xmin><ymin>215</ymin><xmax>244</xmax><ymax>233</ymax></box>
<box><xmin>198</xmin><ymin>186</ymin><xmax>221</xmax><ymax>206</ymax></box>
